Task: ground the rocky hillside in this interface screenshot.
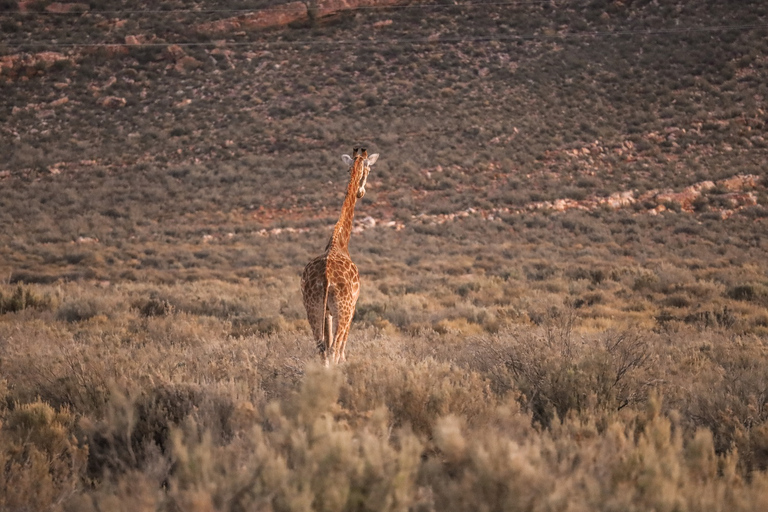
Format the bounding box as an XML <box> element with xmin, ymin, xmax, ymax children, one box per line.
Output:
<box><xmin>1</xmin><ymin>0</ymin><xmax>767</xmax><ymax>239</ymax></box>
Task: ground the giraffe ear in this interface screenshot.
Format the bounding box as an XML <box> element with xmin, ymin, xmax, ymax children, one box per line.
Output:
<box><xmin>365</xmin><ymin>153</ymin><xmax>379</xmax><ymax>166</ymax></box>
<box><xmin>342</xmin><ymin>154</ymin><xmax>354</xmax><ymax>166</ymax></box>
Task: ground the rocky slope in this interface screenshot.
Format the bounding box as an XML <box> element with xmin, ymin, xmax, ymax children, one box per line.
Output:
<box><xmin>1</xmin><ymin>0</ymin><xmax>767</xmax><ymax>237</ymax></box>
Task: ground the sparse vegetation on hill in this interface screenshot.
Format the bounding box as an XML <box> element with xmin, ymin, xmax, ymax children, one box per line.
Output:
<box><xmin>1</xmin><ymin>0</ymin><xmax>768</xmax><ymax>510</ymax></box>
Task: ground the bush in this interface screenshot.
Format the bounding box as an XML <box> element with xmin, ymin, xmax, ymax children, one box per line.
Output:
<box><xmin>92</xmin><ymin>366</ymin><xmax>426</xmax><ymax>512</ymax></box>
<box><xmin>0</xmin><ymin>285</ymin><xmax>51</xmax><ymax>314</ymax></box>
<box><xmin>0</xmin><ymin>401</ymin><xmax>88</xmax><ymax>511</ymax></box>
<box><xmin>474</xmin><ymin>322</ymin><xmax>654</xmax><ymax>427</ymax></box>
<box><xmin>56</xmin><ymin>298</ymin><xmax>107</xmax><ymax>322</ymax></box>
<box><xmin>728</xmin><ymin>283</ymin><xmax>768</xmax><ymax>304</ymax></box>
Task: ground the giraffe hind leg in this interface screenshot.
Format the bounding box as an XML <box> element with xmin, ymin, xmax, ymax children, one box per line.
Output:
<box><xmin>336</xmin><ymin>324</ymin><xmax>350</xmax><ymax>364</ymax></box>
<box><xmin>324</xmin><ymin>313</ymin><xmax>334</xmax><ymax>366</ymax></box>
<box><xmin>339</xmin><ymin>334</ymin><xmax>348</xmax><ymax>363</ymax></box>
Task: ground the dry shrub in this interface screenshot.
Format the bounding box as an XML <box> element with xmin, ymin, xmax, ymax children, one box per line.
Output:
<box><xmin>684</xmin><ymin>305</ymin><xmax>737</xmax><ymax>330</ymax></box>
<box><xmin>63</xmin><ymin>471</ymin><xmax>162</xmax><ymax>512</ymax></box>
<box><xmin>230</xmin><ymin>314</ymin><xmax>292</xmax><ymax>336</ymax></box>
<box><xmin>420</xmin><ymin>397</ymin><xmax>768</xmax><ymax>512</ymax></box>
<box><xmin>130</xmin><ymin>312</ymin><xmax>230</xmax><ymax>348</ymax></box>
<box><xmin>134</xmin><ymin>296</ymin><xmax>175</xmax><ymax>318</ymax></box>
<box><xmin>0</xmin><ymin>401</ymin><xmax>88</xmax><ymax>511</ymax></box>
<box><xmin>2</xmin><ymin>326</ymin><xmax>768</xmax><ymax>511</ymax></box>
<box><xmin>2</xmin><ymin>281</ymin><xmax>768</xmax><ymax>510</ymax></box>
<box><xmin>728</xmin><ymin>283</ymin><xmax>768</xmax><ymax>305</ymax></box>
<box><xmin>341</xmin><ymin>355</ymin><xmax>498</xmax><ymax>437</ymax></box>
<box><xmin>0</xmin><ymin>285</ymin><xmax>52</xmax><ymax>314</ymax></box>
<box><xmin>56</xmin><ymin>297</ymin><xmax>111</xmax><ymax>323</ymax></box>
<box><xmin>83</xmin><ymin>382</ymin><xmax>235</xmax><ymax>482</ymax></box>
<box><xmin>473</xmin><ymin>313</ymin><xmax>655</xmax><ymax>427</ymax></box>
<box><xmin>127</xmin><ymin>281</ymin><xmax>305</xmax><ymax>336</ymax></box>
<box><xmin>675</xmin><ymin>334</ymin><xmax>768</xmax><ymax>473</ymax></box>
<box><xmin>422</xmin><ymin>407</ymin><xmax>557</xmax><ymax>512</ymax></box>
<box><xmin>162</xmin><ymin>365</ymin><xmax>424</xmax><ymax>512</ymax></box>
<box><xmin>0</xmin><ymin>324</ymin><xmax>111</xmax><ymax>414</ymax></box>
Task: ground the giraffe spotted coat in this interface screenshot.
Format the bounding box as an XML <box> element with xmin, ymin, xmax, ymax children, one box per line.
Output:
<box><xmin>301</xmin><ymin>147</ymin><xmax>379</xmax><ymax>365</ymax></box>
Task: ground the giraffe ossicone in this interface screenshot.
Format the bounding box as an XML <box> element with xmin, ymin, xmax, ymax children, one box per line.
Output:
<box><xmin>301</xmin><ymin>147</ymin><xmax>379</xmax><ymax>366</ymax></box>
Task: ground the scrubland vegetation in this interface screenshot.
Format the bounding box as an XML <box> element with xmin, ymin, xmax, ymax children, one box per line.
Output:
<box><xmin>3</xmin><ymin>276</ymin><xmax>768</xmax><ymax>511</ymax></box>
<box><xmin>2</xmin><ymin>0</ymin><xmax>768</xmax><ymax>510</ymax></box>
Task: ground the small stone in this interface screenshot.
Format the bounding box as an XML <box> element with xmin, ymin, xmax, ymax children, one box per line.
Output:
<box><xmin>101</xmin><ymin>96</ymin><xmax>126</xmax><ymax>108</ymax></box>
<box><xmin>175</xmin><ymin>56</ymin><xmax>202</xmax><ymax>73</ymax></box>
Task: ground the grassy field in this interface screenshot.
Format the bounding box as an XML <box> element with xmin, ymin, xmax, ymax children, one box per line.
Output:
<box><xmin>2</xmin><ymin>0</ymin><xmax>768</xmax><ymax>510</ymax></box>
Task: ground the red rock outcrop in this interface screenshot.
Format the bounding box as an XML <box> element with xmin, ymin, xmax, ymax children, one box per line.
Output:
<box><xmin>45</xmin><ymin>2</ymin><xmax>89</xmax><ymax>13</ymax></box>
<box><xmin>17</xmin><ymin>1</ymin><xmax>88</xmax><ymax>12</ymax></box>
<box><xmin>4</xmin><ymin>0</ymin><xmax>416</xmax><ymax>83</ymax></box>
<box><xmin>313</xmin><ymin>0</ymin><xmax>405</xmax><ymax>18</ymax></box>
<box><xmin>164</xmin><ymin>44</ymin><xmax>203</xmax><ymax>73</ymax></box>
<box><xmin>720</xmin><ymin>174</ymin><xmax>761</xmax><ymax>192</ymax></box>
<box><xmin>0</xmin><ymin>52</ymin><xmax>72</xmax><ymax>80</ymax></box>
<box><xmin>649</xmin><ymin>181</ymin><xmax>716</xmax><ymax>213</ymax></box>
<box><xmin>196</xmin><ymin>0</ymin><xmax>416</xmax><ymax>35</ymax></box>
<box><xmin>125</xmin><ymin>35</ymin><xmax>144</xmax><ymax>45</ymax></box>
<box><xmin>521</xmin><ymin>175</ymin><xmax>761</xmax><ymax>218</ymax></box>
<box><xmin>196</xmin><ymin>1</ymin><xmax>309</xmax><ymax>34</ymax></box>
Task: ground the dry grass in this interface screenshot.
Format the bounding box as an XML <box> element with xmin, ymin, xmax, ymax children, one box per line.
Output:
<box><xmin>1</xmin><ymin>277</ymin><xmax>768</xmax><ymax>510</ymax></box>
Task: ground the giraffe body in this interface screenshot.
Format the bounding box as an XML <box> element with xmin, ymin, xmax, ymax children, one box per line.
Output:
<box><xmin>301</xmin><ymin>148</ymin><xmax>378</xmax><ymax>365</ymax></box>
<box><xmin>301</xmin><ymin>248</ymin><xmax>360</xmax><ymax>363</ymax></box>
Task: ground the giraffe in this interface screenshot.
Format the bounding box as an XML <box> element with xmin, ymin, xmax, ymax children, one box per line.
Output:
<box><xmin>301</xmin><ymin>147</ymin><xmax>379</xmax><ymax>365</ymax></box>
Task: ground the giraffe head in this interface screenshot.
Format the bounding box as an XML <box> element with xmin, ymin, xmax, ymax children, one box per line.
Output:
<box><xmin>342</xmin><ymin>147</ymin><xmax>379</xmax><ymax>199</ymax></box>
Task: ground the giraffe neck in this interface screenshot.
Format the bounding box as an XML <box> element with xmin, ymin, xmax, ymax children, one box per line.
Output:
<box><xmin>327</xmin><ymin>158</ymin><xmax>364</xmax><ymax>254</ymax></box>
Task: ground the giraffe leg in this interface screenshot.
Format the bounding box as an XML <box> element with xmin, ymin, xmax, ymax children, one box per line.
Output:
<box><xmin>339</xmin><ymin>337</ymin><xmax>347</xmax><ymax>363</ymax></box>
<box><xmin>334</xmin><ymin>323</ymin><xmax>350</xmax><ymax>364</ymax></box>
<box><xmin>325</xmin><ymin>313</ymin><xmax>334</xmax><ymax>366</ymax></box>
<box><xmin>334</xmin><ymin>300</ymin><xmax>354</xmax><ymax>364</ymax></box>
<box><xmin>334</xmin><ymin>325</ymin><xmax>346</xmax><ymax>364</ymax></box>
<box><xmin>307</xmin><ymin>306</ymin><xmax>328</xmax><ymax>364</ymax></box>
<box><xmin>316</xmin><ymin>337</ymin><xmax>327</xmax><ymax>365</ymax></box>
